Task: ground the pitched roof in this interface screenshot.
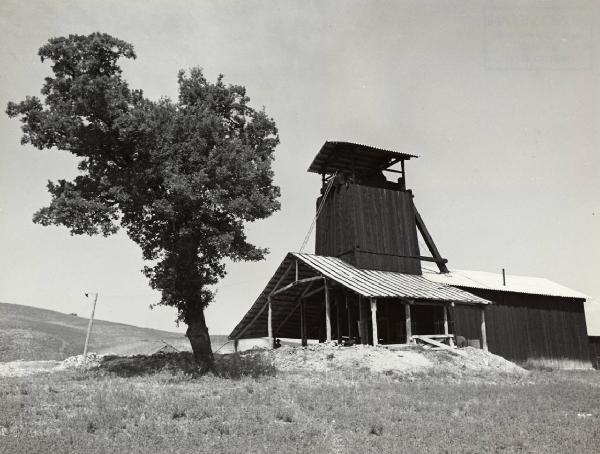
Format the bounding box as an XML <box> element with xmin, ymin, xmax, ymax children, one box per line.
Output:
<box><xmin>228</xmin><ymin>253</ymin><xmax>490</xmax><ymax>340</ymax></box>
<box><xmin>422</xmin><ymin>267</ymin><xmax>589</xmax><ymax>300</ymax></box>
<box><xmin>293</xmin><ymin>253</ymin><xmax>490</xmax><ymax>303</ymax></box>
<box><xmin>307</xmin><ymin>141</ymin><xmax>417</xmax><ymax>175</ymax></box>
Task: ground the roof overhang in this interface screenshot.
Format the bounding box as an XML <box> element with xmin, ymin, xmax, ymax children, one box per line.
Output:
<box><xmin>307</xmin><ymin>141</ymin><xmax>418</xmax><ymax>175</ymax></box>
<box><xmin>228</xmin><ymin>253</ymin><xmax>490</xmax><ymax>340</ymax></box>
<box><xmin>422</xmin><ymin>268</ymin><xmax>589</xmax><ymax>300</ymax></box>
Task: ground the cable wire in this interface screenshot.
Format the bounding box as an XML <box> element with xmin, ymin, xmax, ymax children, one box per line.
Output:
<box><xmin>299</xmin><ymin>172</ymin><xmax>338</xmax><ymax>253</ymax></box>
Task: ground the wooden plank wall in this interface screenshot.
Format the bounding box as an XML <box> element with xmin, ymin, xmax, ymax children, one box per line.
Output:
<box><xmin>315</xmin><ymin>183</ymin><xmax>421</xmax><ymax>274</ymax></box>
<box><xmin>589</xmin><ymin>336</ymin><xmax>600</xmax><ymax>369</ymax></box>
<box><xmin>453</xmin><ymin>289</ymin><xmax>591</xmax><ymax>364</ymax></box>
<box><xmin>315</xmin><ymin>183</ymin><xmax>355</xmax><ymax>260</ymax></box>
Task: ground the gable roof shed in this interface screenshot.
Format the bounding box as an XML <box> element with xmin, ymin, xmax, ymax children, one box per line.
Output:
<box><xmin>229</xmin><ymin>253</ymin><xmax>490</xmax><ymax>340</ymax></box>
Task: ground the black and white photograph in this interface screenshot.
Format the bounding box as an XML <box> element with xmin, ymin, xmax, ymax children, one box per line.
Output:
<box><xmin>0</xmin><ymin>1</ymin><xmax>599</xmax><ymax>452</ymax></box>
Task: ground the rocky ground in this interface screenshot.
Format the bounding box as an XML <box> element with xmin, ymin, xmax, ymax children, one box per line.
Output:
<box><xmin>0</xmin><ymin>343</ymin><xmax>527</xmax><ymax>381</ymax></box>
<box><xmin>270</xmin><ymin>343</ymin><xmax>527</xmax><ymax>380</ymax></box>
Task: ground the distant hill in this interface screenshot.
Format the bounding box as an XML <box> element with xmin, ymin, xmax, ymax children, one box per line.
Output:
<box><xmin>0</xmin><ymin>302</ymin><xmax>230</xmax><ymax>361</ymax></box>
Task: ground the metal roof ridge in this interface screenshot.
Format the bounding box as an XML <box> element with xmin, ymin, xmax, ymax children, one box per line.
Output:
<box><xmin>423</xmin><ymin>267</ymin><xmax>590</xmax><ymax>299</ymax></box>
<box><xmin>324</xmin><ymin>140</ymin><xmax>419</xmax><ymax>158</ymax></box>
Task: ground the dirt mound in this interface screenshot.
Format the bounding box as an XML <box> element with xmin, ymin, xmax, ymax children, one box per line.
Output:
<box><xmin>98</xmin><ymin>352</ymin><xmax>200</xmax><ymax>376</ymax></box>
<box><xmin>0</xmin><ymin>344</ymin><xmax>527</xmax><ymax>382</ymax></box>
<box><xmin>59</xmin><ymin>353</ymin><xmax>103</xmax><ymax>370</ymax></box>
<box><xmin>97</xmin><ymin>351</ymin><xmax>276</xmax><ymax>378</ymax></box>
<box><xmin>272</xmin><ymin>344</ymin><xmax>431</xmax><ymax>374</ymax></box>
<box><xmin>270</xmin><ymin>343</ymin><xmax>527</xmax><ymax>380</ymax></box>
<box><xmin>422</xmin><ymin>346</ymin><xmax>526</xmax><ymax>376</ymax></box>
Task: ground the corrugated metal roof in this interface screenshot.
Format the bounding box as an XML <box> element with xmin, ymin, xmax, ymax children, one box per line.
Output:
<box><xmin>422</xmin><ymin>267</ymin><xmax>589</xmax><ymax>300</ymax></box>
<box><xmin>307</xmin><ymin>141</ymin><xmax>418</xmax><ymax>175</ymax></box>
<box><xmin>293</xmin><ymin>253</ymin><xmax>490</xmax><ymax>303</ymax></box>
<box><xmin>228</xmin><ymin>253</ymin><xmax>491</xmax><ymax>340</ymax></box>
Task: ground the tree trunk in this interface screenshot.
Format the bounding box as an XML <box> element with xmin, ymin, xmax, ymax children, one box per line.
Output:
<box><xmin>185</xmin><ymin>309</ymin><xmax>214</xmax><ymax>373</ymax></box>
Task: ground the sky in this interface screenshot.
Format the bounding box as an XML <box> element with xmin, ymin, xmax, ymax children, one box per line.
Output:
<box><xmin>1</xmin><ymin>0</ymin><xmax>599</xmax><ymax>336</ymax></box>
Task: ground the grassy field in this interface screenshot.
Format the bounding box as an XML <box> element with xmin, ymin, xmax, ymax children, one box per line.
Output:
<box><xmin>0</xmin><ymin>302</ymin><xmax>229</xmax><ymax>360</ymax></box>
<box><xmin>0</xmin><ymin>356</ymin><xmax>598</xmax><ymax>453</ymax></box>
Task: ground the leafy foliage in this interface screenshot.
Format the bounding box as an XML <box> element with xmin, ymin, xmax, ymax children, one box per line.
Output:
<box><xmin>6</xmin><ymin>33</ymin><xmax>280</xmax><ymax>326</ymax></box>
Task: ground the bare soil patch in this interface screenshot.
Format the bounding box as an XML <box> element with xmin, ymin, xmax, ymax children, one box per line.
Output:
<box><xmin>270</xmin><ymin>343</ymin><xmax>527</xmax><ymax>382</ymax></box>
<box><xmin>0</xmin><ymin>343</ymin><xmax>526</xmax><ymax>382</ymax></box>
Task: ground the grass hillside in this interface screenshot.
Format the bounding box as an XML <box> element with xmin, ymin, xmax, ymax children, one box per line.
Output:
<box><xmin>0</xmin><ymin>302</ymin><xmax>229</xmax><ymax>361</ymax></box>
<box><xmin>0</xmin><ymin>353</ymin><xmax>598</xmax><ymax>453</ymax></box>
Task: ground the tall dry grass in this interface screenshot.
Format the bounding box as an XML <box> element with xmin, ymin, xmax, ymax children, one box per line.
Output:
<box><xmin>0</xmin><ymin>357</ymin><xmax>598</xmax><ymax>453</ymax></box>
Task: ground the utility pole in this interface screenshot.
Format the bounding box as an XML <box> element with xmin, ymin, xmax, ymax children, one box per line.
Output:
<box><xmin>83</xmin><ymin>292</ymin><xmax>98</xmax><ymax>357</ymax></box>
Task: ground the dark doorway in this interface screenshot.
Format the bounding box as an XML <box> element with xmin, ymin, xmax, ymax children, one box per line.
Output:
<box><xmin>411</xmin><ymin>305</ymin><xmax>444</xmax><ymax>335</ymax></box>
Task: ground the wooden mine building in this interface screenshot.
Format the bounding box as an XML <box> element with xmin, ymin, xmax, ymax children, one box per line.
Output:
<box><xmin>229</xmin><ymin>141</ymin><xmax>591</xmax><ymax>367</ymax></box>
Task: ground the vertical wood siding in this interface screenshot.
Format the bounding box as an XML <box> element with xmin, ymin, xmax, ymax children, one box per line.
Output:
<box><xmin>453</xmin><ymin>289</ymin><xmax>590</xmax><ymax>363</ymax></box>
<box><xmin>315</xmin><ymin>183</ymin><xmax>421</xmax><ymax>274</ymax></box>
<box><xmin>589</xmin><ymin>337</ymin><xmax>600</xmax><ymax>369</ymax></box>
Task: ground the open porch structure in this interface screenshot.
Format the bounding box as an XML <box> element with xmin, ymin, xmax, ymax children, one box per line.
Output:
<box><xmin>229</xmin><ymin>253</ymin><xmax>491</xmax><ymax>349</ymax></box>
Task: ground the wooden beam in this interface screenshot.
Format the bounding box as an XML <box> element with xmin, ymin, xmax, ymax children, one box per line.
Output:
<box><xmin>386</xmin><ymin>300</ymin><xmax>391</xmax><ymax>344</ymax></box>
<box><xmin>414</xmin><ymin>207</ymin><xmax>449</xmax><ymax>273</ymax></box>
<box><xmin>336</xmin><ymin>293</ymin><xmax>342</xmax><ymax>343</ymax></box>
<box><xmin>303</xmin><ymin>284</ymin><xmax>325</xmax><ymax>299</ymax></box>
<box><xmin>267</xmin><ymin>296</ymin><xmax>273</xmax><ymax>349</ymax></box>
<box><xmin>359</xmin><ymin>296</ymin><xmax>366</xmax><ymax>344</ymax></box>
<box><xmin>274</xmin><ymin>280</ymin><xmax>316</xmax><ymax>335</ymax></box>
<box><xmin>300</xmin><ymin>299</ymin><xmax>306</xmax><ymax>346</ymax></box>
<box><xmin>270</xmin><ymin>276</ymin><xmax>324</xmax><ymax>297</ymax></box>
<box><xmin>234</xmin><ymin>260</ymin><xmax>296</xmax><ymax>340</ymax></box>
<box><xmin>405</xmin><ymin>302</ymin><xmax>412</xmax><ymax>343</ymax></box>
<box><xmin>443</xmin><ymin>305</ymin><xmax>449</xmax><ymax>335</ymax></box>
<box><xmin>413</xmin><ymin>334</ymin><xmax>455</xmax><ymax>339</ymax></box>
<box><xmin>324</xmin><ymin>279</ymin><xmax>332</xmax><ymax>342</ymax></box>
<box><xmin>346</xmin><ymin>295</ymin><xmax>352</xmax><ymax>341</ymax></box>
<box><xmin>268</xmin><ymin>261</ymin><xmax>295</xmax><ymax>297</ymax></box>
<box><xmin>233</xmin><ymin>303</ymin><xmax>268</xmax><ymax>341</ymax></box>
<box><xmin>400</xmin><ymin>159</ymin><xmax>406</xmax><ymax>189</ymax></box>
<box><xmin>481</xmin><ymin>307</ymin><xmax>488</xmax><ymax>351</ymax></box>
<box><xmin>371</xmin><ymin>298</ymin><xmax>378</xmax><ymax>346</ymax></box>
<box><xmin>353</xmin><ymin>249</ymin><xmax>448</xmax><ymax>264</ymax></box>
<box><xmin>443</xmin><ymin>305</ymin><xmax>454</xmax><ymax>347</ymax></box>
<box><xmin>397</xmin><ymin>300</ymin><xmax>453</xmax><ymax>307</ymax></box>
<box><xmin>412</xmin><ymin>335</ymin><xmax>466</xmax><ymax>357</ymax></box>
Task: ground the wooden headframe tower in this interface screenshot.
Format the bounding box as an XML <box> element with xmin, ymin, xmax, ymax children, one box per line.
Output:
<box><xmin>309</xmin><ymin>141</ymin><xmax>448</xmax><ymax>274</ymax></box>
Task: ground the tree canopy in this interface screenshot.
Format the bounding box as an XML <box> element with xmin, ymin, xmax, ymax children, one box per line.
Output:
<box><xmin>6</xmin><ymin>33</ymin><xmax>281</xmax><ymax>369</ymax></box>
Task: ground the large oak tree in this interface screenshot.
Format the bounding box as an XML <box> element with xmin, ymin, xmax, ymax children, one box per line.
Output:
<box><xmin>6</xmin><ymin>33</ymin><xmax>280</xmax><ymax>371</ymax></box>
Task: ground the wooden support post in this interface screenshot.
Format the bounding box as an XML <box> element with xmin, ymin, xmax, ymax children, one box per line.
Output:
<box><xmin>300</xmin><ymin>299</ymin><xmax>307</xmax><ymax>346</ymax></box>
<box><xmin>324</xmin><ymin>279</ymin><xmax>332</xmax><ymax>342</ymax></box>
<box><xmin>404</xmin><ymin>302</ymin><xmax>412</xmax><ymax>344</ymax></box>
<box><xmin>415</xmin><ymin>208</ymin><xmax>449</xmax><ymax>273</ymax></box>
<box><xmin>346</xmin><ymin>295</ymin><xmax>352</xmax><ymax>341</ymax></box>
<box><xmin>336</xmin><ymin>294</ymin><xmax>342</xmax><ymax>343</ymax></box>
<box><xmin>385</xmin><ymin>300</ymin><xmax>391</xmax><ymax>344</ymax></box>
<box><xmin>267</xmin><ymin>296</ymin><xmax>273</xmax><ymax>349</ymax></box>
<box><xmin>444</xmin><ymin>305</ymin><xmax>454</xmax><ymax>347</ymax></box>
<box><xmin>83</xmin><ymin>292</ymin><xmax>98</xmax><ymax>357</ymax></box>
<box><xmin>359</xmin><ymin>296</ymin><xmax>366</xmax><ymax>344</ymax></box>
<box><xmin>480</xmin><ymin>307</ymin><xmax>488</xmax><ymax>351</ymax></box>
<box><xmin>233</xmin><ymin>339</ymin><xmax>239</xmax><ymax>353</ymax></box>
<box><xmin>443</xmin><ymin>305</ymin><xmax>449</xmax><ymax>335</ymax></box>
<box><xmin>370</xmin><ymin>298</ymin><xmax>378</xmax><ymax>346</ymax></box>
<box><xmin>234</xmin><ymin>261</ymin><xmax>294</xmax><ymax>341</ymax></box>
